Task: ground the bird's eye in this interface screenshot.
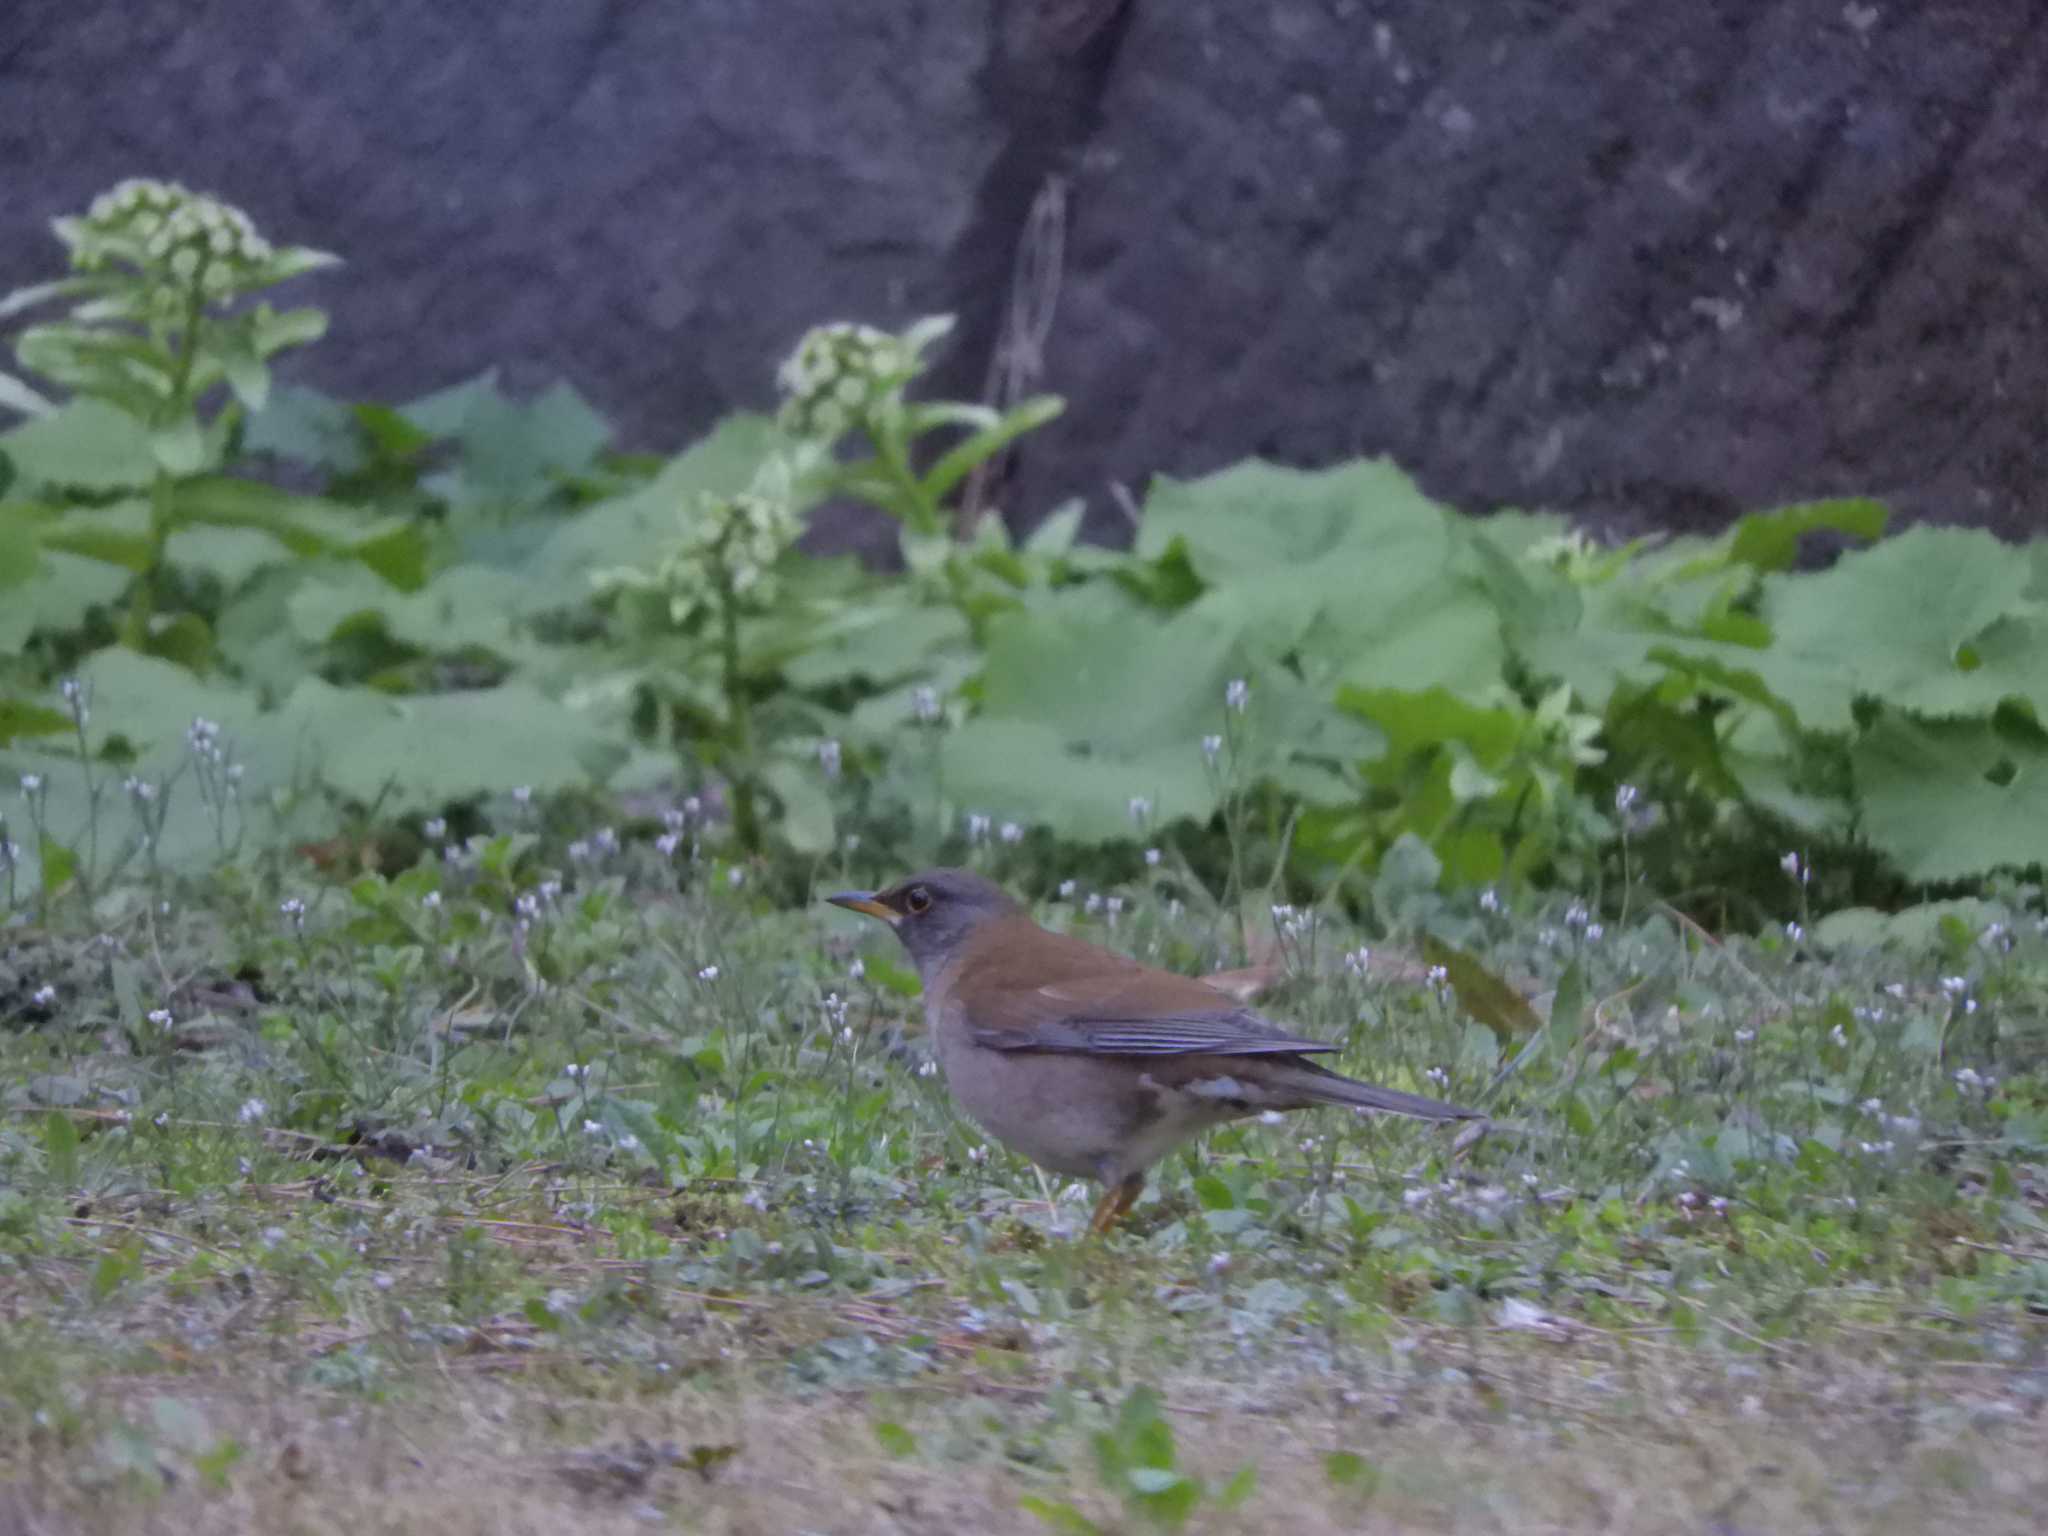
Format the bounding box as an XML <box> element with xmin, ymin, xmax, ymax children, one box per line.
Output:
<box><xmin>905</xmin><ymin>886</ymin><xmax>932</xmax><ymax>914</ymax></box>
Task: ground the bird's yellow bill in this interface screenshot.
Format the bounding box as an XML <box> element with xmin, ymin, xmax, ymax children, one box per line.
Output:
<box><xmin>826</xmin><ymin>890</ymin><xmax>897</xmax><ymax>923</ymax></box>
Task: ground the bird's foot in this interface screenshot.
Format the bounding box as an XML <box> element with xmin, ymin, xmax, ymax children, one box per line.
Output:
<box><xmin>1086</xmin><ymin>1173</ymin><xmax>1146</xmax><ymax>1236</ymax></box>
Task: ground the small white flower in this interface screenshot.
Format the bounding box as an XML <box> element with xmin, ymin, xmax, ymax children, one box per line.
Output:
<box><xmin>19</xmin><ymin>773</ymin><xmax>42</xmax><ymax>793</ymax></box>
<box><xmin>237</xmin><ymin>1097</ymin><xmax>266</xmax><ymax>1124</ymax></box>
<box><xmin>279</xmin><ymin>897</ymin><xmax>306</xmax><ymax>927</ymax></box>
<box><xmin>421</xmin><ymin>890</ymin><xmax>442</xmax><ymax>910</ymax></box>
<box><xmin>917</xmin><ymin>1060</ymin><xmax>938</xmax><ymax>1079</ymax></box>
<box><xmin>1258</xmin><ymin>1110</ymin><xmax>1285</xmax><ymax>1126</ymax></box>
<box><xmin>582</xmin><ymin>1119</ymin><xmax>604</xmax><ymax>1136</ymax></box>
<box><xmin>655</xmin><ymin>831</ymin><xmax>682</xmax><ymax>857</ymax></box>
<box><xmin>1614</xmin><ymin>783</ymin><xmax>1638</xmax><ymax>813</ymax></box>
<box><xmin>1830</xmin><ymin>1023</ymin><xmax>1848</xmax><ymax>1046</ymax></box>
<box><xmin>423</xmin><ymin>817</ymin><xmax>447</xmax><ymax>840</ymax></box>
<box><xmin>1425</xmin><ymin>1066</ymin><xmax>1450</xmax><ymax>1087</ymax></box>
<box><xmin>849</xmin><ymin>958</ymin><xmax>866</xmax><ymax>981</ymax></box>
<box><xmin>1201</xmin><ymin>734</ymin><xmax>1223</xmax><ymax>763</ymax></box>
<box><xmin>1207</xmin><ymin>1252</ymin><xmax>1231</xmax><ymax>1275</ymax></box>
<box><xmin>1859</xmin><ymin>1098</ymin><xmax>1883</xmax><ymax>1116</ymax></box>
<box><xmin>1779</xmin><ymin>850</ymin><xmax>1802</xmax><ymax>879</ymax></box>
<box><xmin>1564</xmin><ymin>900</ymin><xmax>1590</xmax><ymax>931</ymax></box>
<box><xmin>567</xmin><ymin>839</ymin><xmax>593</xmax><ymax>863</ymax></box>
<box><xmin>1940</xmin><ymin>975</ymin><xmax>1968</xmax><ymax>996</ymax></box>
<box><xmin>1584</xmin><ymin>923</ymin><xmax>1605</xmax><ymax>942</ymax></box>
<box><xmin>817</xmin><ymin>739</ymin><xmax>842</xmax><ymax>779</ymax></box>
<box><xmin>697</xmin><ymin>965</ymin><xmax>720</xmax><ymax>982</ymax></box>
<box><xmin>1144</xmin><ymin>847</ymin><xmax>1161</xmax><ymax>867</ymax></box>
<box><xmin>1342</xmin><ymin>946</ymin><xmax>1371</xmax><ymax>977</ymax></box>
<box><xmin>967</xmin><ymin>1144</ymin><xmax>989</xmax><ymax>1165</ymax></box>
<box><xmin>1127</xmin><ymin>796</ymin><xmax>1151</xmax><ymax>825</ymax></box>
<box><xmin>839</xmin><ymin>1026</ymin><xmax>855</xmax><ymax>1046</ymax></box>
<box><xmin>1105</xmin><ymin>896</ymin><xmax>1123</xmax><ymax>916</ymax></box>
<box><xmin>512</xmin><ymin>785</ymin><xmax>532</xmax><ymax>804</ymax></box>
<box><xmin>965</xmin><ymin>811</ymin><xmax>991</xmax><ymax>843</ymax></box>
<box><xmin>147</xmin><ymin>1007</ymin><xmax>173</xmax><ymax>1027</ymax></box>
<box><xmin>593</xmin><ymin>826</ymin><xmax>620</xmax><ymax>854</ymax></box>
<box><xmin>31</xmin><ymin>984</ymin><xmax>57</xmax><ymax>1006</ymax></box>
<box><xmin>1084</xmin><ymin>892</ymin><xmax>1103</xmax><ymax>915</ymax></box>
<box><xmin>1058</xmin><ymin>879</ymin><xmax>1077</xmax><ymax>900</ymax></box>
<box><xmin>1000</xmin><ymin>821</ymin><xmax>1024</xmax><ymax>844</ymax></box>
<box><xmin>1733</xmin><ymin>1028</ymin><xmax>1755</xmax><ymax>1045</ymax></box>
<box><xmin>617</xmin><ymin>1133</ymin><xmax>641</xmax><ymax>1153</ymax></box>
<box><xmin>727</xmin><ymin>867</ymin><xmax>745</xmax><ymax>889</ymax></box>
<box><xmin>911</xmin><ymin>686</ymin><xmax>942</xmax><ymax>724</ymax></box>
<box><xmin>1784</xmin><ymin>921</ymin><xmax>1803</xmax><ymax>942</ymax></box>
<box><xmin>1478</xmin><ymin>887</ymin><xmax>1502</xmax><ymax>914</ymax></box>
<box><xmin>124</xmin><ymin>776</ymin><xmax>157</xmax><ymax>803</ymax></box>
<box><xmin>1224</xmin><ymin>678</ymin><xmax>1249</xmax><ymax>713</ymax></box>
<box><xmin>515</xmin><ymin>892</ymin><xmax>540</xmax><ymax>919</ymax></box>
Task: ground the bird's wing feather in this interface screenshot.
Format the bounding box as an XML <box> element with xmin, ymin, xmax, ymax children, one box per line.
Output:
<box><xmin>962</xmin><ymin>964</ymin><xmax>1336</xmax><ymax>1057</ymax></box>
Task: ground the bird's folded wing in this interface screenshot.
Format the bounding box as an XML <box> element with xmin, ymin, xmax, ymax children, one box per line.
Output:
<box><xmin>965</xmin><ymin>971</ymin><xmax>1336</xmax><ymax>1056</ymax></box>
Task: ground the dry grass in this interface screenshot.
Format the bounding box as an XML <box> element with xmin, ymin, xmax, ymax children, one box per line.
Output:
<box><xmin>3</xmin><ymin>1300</ymin><xmax>2044</xmax><ymax>1536</ymax></box>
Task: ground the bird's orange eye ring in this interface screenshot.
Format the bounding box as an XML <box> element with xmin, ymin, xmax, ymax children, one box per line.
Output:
<box><xmin>905</xmin><ymin>886</ymin><xmax>932</xmax><ymax>914</ymax></box>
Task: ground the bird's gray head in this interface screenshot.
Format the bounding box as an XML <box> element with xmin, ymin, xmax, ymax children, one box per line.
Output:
<box><xmin>825</xmin><ymin>867</ymin><xmax>1022</xmax><ymax>978</ymax></box>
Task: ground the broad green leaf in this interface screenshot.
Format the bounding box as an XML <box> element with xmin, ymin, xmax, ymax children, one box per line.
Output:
<box><xmin>1853</xmin><ymin>712</ymin><xmax>2048</xmax><ymax>881</ymax></box>
<box><xmin>243</xmin><ymin>384</ymin><xmax>367</xmax><ymax>473</ymax></box>
<box><xmin>1757</xmin><ymin>526</ymin><xmax>2048</xmax><ymax>730</ymax></box>
<box><xmin>0</xmin><ymin>398</ymin><xmax>154</xmax><ymax>490</ymax></box>
<box><xmin>761</xmin><ymin>756</ymin><xmax>836</xmax><ymax>854</ymax></box>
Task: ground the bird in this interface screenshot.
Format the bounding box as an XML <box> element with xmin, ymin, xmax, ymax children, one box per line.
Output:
<box><xmin>827</xmin><ymin>868</ymin><xmax>1481</xmax><ymax>1236</ymax></box>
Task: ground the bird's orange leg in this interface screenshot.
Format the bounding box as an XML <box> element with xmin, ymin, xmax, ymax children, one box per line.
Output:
<box><xmin>1087</xmin><ymin>1173</ymin><xmax>1146</xmax><ymax>1236</ymax></box>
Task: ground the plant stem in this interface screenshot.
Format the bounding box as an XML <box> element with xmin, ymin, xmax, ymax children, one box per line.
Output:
<box><xmin>123</xmin><ymin>272</ymin><xmax>207</xmax><ymax>649</ymax></box>
<box><xmin>716</xmin><ymin>564</ymin><xmax>760</xmax><ymax>852</ymax></box>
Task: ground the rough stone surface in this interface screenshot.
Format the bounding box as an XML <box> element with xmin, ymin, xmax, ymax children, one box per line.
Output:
<box><xmin>6</xmin><ymin>0</ymin><xmax>2048</xmax><ymax>542</ymax></box>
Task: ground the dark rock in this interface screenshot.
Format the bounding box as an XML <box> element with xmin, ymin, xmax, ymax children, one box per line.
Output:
<box><xmin>5</xmin><ymin>0</ymin><xmax>2047</xmax><ymax>543</ymax></box>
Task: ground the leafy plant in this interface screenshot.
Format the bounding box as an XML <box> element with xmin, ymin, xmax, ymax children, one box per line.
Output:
<box><xmin>1</xmin><ymin>179</ymin><xmax>340</xmax><ymax>655</ymax></box>
<box><xmin>776</xmin><ymin>314</ymin><xmax>1062</xmax><ymax>541</ymax></box>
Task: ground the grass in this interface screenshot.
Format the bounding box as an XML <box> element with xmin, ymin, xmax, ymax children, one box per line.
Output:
<box><xmin>2</xmin><ymin>820</ymin><xmax>2046</xmax><ymax>1532</ymax></box>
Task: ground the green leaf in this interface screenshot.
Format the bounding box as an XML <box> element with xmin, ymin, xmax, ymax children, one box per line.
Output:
<box><xmin>921</xmin><ymin>394</ymin><xmax>1064</xmax><ymax>504</ymax></box>
<box><xmin>243</xmin><ymin>384</ymin><xmax>367</xmax><ymax>473</ymax></box>
<box><xmin>0</xmin><ymin>398</ymin><xmax>154</xmax><ymax>489</ymax></box>
<box><xmin>1324</xmin><ymin>1450</ymin><xmax>1379</xmax><ymax>1492</ymax></box>
<box><xmin>1218</xmin><ymin>1464</ymin><xmax>1258</xmax><ymax>1509</ymax></box>
<box><xmin>1721</xmin><ymin>497</ymin><xmax>1887</xmax><ymax>572</ymax></box>
<box><xmin>1019</xmin><ymin>1495</ymin><xmax>1105</xmax><ymax>1536</ymax></box>
<box><xmin>1853</xmin><ymin>712</ymin><xmax>2048</xmax><ymax>881</ymax></box>
<box><xmin>38</xmin><ymin>837</ymin><xmax>78</xmax><ymax>895</ymax></box>
<box><xmin>0</xmin><ymin>699</ymin><xmax>71</xmax><ymax>745</ymax></box>
<box><xmin>761</xmin><ymin>756</ymin><xmax>836</xmax><ymax>855</ymax></box>
<box><xmin>1756</xmin><ymin>526</ymin><xmax>2048</xmax><ymax>730</ymax></box>
<box><xmin>1420</xmin><ymin>937</ymin><xmax>1542</xmax><ymax>1044</ymax></box>
<box><xmin>151</xmin><ymin>416</ymin><xmax>208</xmax><ymax>476</ymax></box>
<box><xmin>43</xmin><ymin>1110</ymin><xmax>80</xmax><ymax>1188</ymax></box>
<box><xmin>872</xmin><ymin>1421</ymin><xmax>918</xmax><ymax>1458</ymax></box>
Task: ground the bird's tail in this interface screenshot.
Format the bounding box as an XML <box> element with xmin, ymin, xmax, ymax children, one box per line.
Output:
<box><xmin>1273</xmin><ymin>1060</ymin><xmax>1480</xmax><ymax>1122</ymax></box>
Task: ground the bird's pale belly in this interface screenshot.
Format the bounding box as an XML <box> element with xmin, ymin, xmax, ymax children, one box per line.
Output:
<box><xmin>936</xmin><ymin>1031</ymin><xmax>1239</xmax><ymax>1183</ymax></box>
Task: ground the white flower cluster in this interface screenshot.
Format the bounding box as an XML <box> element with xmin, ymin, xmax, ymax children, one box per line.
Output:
<box><xmin>59</xmin><ymin>179</ymin><xmax>276</xmax><ymax>297</ymax></box>
<box><xmin>775</xmin><ymin>315</ymin><xmax>953</xmax><ymax>441</ymax></box>
<box><xmin>595</xmin><ymin>468</ymin><xmax>802</xmax><ymax>625</ymax></box>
